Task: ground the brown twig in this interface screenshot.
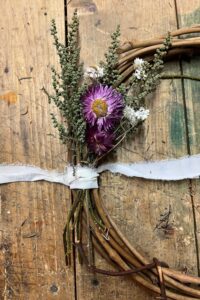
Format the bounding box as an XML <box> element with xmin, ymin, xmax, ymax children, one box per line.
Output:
<box><xmin>118</xmin><ymin>25</ymin><xmax>200</xmax><ymax>53</ymax></box>
<box><xmin>116</xmin><ymin>25</ymin><xmax>200</xmax><ymax>85</ymax></box>
<box><xmin>76</xmin><ymin>241</ymin><xmax>166</xmax><ymax>276</ymax></box>
<box><xmin>91</xmin><ymin>190</ymin><xmax>200</xmax><ymax>299</ymax></box>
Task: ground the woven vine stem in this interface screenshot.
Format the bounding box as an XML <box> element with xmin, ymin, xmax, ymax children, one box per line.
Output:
<box><xmin>116</xmin><ymin>25</ymin><xmax>200</xmax><ymax>84</ymax></box>
<box><xmin>88</xmin><ymin>190</ymin><xmax>200</xmax><ymax>299</ymax></box>
<box><xmin>118</xmin><ymin>25</ymin><xmax>200</xmax><ymax>53</ymax></box>
<box><xmin>84</xmin><ymin>194</ymin><xmax>196</xmax><ymax>299</ymax></box>
<box><xmin>72</xmin><ymin>190</ymin><xmax>199</xmax><ymax>300</ymax></box>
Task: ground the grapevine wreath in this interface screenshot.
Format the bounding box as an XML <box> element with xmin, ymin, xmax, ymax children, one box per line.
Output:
<box><xmin>44</xmin><ymin>11</ymin><xmax>200</xmax><ymax>300</ymax></box>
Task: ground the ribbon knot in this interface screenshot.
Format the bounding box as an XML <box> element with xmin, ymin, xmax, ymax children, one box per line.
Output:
<box><xmin>65</xmin><ymin>165</ymin><xmax>99</xmax><ymax>189</ymax></box>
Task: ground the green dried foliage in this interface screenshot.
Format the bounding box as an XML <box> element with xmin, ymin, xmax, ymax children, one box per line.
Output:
<box><xmin>44</xmin><ymin>10</ymin><xmax>86</xmax><ymax>158</ymax></box>
<box><xmin>114</xmin><ymin>34</ymin><xmax>172</xmax><ymax>142</ymax></box>
<box><xmin>100</xmin><ymin>25</ymin><xmax>121</xmax><ymax>86</ymax></box>
<box><xmin>125</xmin><ymin>33</ymin><xmax>172</xmax><ymax>108</ymax></box>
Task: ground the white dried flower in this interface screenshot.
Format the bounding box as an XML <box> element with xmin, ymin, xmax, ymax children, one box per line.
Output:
<box><xmin>84</xmin><ymin>66</ymin><xmax>104</xmax><ymax>79</ymax></box>
<box><xmin>135</xmin><ymin>107</ymin><xmax>149</xmax><ymax>121</ymax></box>
<box><xmin>133</xmin><ymin>58</ymin><xmax>147</xmax><ymax>80</ymax></box>
<box><xmin>124</xmin><ymin>106</ymin><xmax>149</xmax><ymax>126</ymax></box>
<box><xmin>134</xmin><ymin>58</ymin><xmax>144</xmax><ymax>69</ymax></box>
<box><xmin>124</xmin><ymin>106</ymin><xmax>137</xmax><ymax>126</ymax></box>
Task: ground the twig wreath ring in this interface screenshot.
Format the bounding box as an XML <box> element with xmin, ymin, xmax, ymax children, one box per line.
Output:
<box><xmin>45</xmin><ymin>10</ymin><xmax>200</xmax><ymax>300</ymax></box>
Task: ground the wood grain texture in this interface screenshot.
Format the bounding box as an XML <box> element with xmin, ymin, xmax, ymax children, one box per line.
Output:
<box><xmin>1</xmin><ymin>1</ymin><xmax>200</xmax><ymax>300</ymax></box>
<box><xmin>176</xmin><ymin>0</ymin><xmax>200</xmax><ymax>275</ymax></box>
<box><xmin>68</xmin><ymin>0</ymin><xmax>199</xmax><ymax>299</ymax></box>
<box><xmin>0</xmin><ymin>1</ymin><xmax>74</xmax><ymax>299</ymax></box>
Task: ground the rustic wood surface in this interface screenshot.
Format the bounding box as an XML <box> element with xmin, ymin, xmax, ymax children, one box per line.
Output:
<box><xmin>1</xmin><ymin>0</ymin><xmax>200</xmax><ymax>299</ymax></box>
<box><xmin>176</xmin><ymin>0</ymin><xmax>200</xmax><ymax>278</ymax></box>
<box><xmin>0</xmin><ymin>1</ymin><xmax>74</xmax><ymax>300</ymax></box>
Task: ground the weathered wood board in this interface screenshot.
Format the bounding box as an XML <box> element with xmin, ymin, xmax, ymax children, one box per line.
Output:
<box><xmin>1</xmin><ymin>0</ymin><xmax>200</xmax><ymax>300</ymax></box>
<box><xmin>0</xmin><ymin>1</ymin><xmax>74</xmax><ymax>299</ymax></box>
<box><xmin>176</xmin><ymin>0</ymin><xmax>200</xmax><ymax>276</ymax></box>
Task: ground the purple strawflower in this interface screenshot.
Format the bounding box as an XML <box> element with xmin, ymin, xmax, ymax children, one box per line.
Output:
<box><xmin>82</xmin><ymin>84</ymin><xmax>124</xmax><ymax>131</ymax></box>
<box><xmin>87</xmin><ymin>127</ymin><xmax>115</xmax><ymax>156</ymax></box>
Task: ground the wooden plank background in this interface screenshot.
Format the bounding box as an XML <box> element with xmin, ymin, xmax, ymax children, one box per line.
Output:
<box><xmin>0</xmin><ymin>1</ymin><xmax>74</xmax><ymax>299</ymax></box>
<box><xmin>1</xmin><ymin>0</ymin><xmax>200</xmax><ymax>299</ymax></box>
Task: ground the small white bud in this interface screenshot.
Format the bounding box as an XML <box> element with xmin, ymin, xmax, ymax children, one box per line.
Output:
<box><xmin>84</xmin><ymin>66</ymin><xmax>104</xmax><ymax>79</ymax></box>
<box><xmin>133</xmin><ymin>58</ymin><xmax>146</xmax><ymax>80</ymax></box>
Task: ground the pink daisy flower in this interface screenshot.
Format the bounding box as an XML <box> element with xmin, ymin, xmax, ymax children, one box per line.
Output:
<box><xmin>82</xmin><ymin>84</ymin><xmax>124</xmax><ymax>131</ymax></box>
<box><xmin>87</xmin><ymin>127</ymin><xmax>115</xmax><ymax>156</ymax></box>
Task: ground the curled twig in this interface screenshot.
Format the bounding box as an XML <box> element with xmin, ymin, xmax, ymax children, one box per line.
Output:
<box><xmin>116</xmin><ymin>25</ymin><xmax>200</xmax><ymax>84</ymax></box>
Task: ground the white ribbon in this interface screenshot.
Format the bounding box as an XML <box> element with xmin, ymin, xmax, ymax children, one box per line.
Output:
<box><xmin>0</xmin><ymin>164</ymin><xmax>99</xmax><ymax>189</ymax></box>
<box><xmin>97</xmin><ymin>154</ymin><xmax>200</xmax><ymax>181</ymax></box>
<box><xmin>0</xmin><ymin>154</ymin><xmax>200</xmax><ymax>189</ymax></box>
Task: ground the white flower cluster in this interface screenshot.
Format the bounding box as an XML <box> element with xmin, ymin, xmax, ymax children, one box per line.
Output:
<box><xmin>84</xmin><ymin>66</ymin><xmax>104</xmax><ymax>79</ymax></box>
<box><xmin>133</xmin><ymin>58</ymin><xmax>147</xmax><ymax>80</ymax></box>
<box><xmin>123</xmin><ymin>106</ymin><xmax>149</xmax><ymax>127</ymax></box>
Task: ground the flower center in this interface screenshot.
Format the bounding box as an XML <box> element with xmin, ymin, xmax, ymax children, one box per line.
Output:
<box><xmin>92</xmin><ymin>98</ymin><xmax>108</xmax><ymax>117</ymax></box>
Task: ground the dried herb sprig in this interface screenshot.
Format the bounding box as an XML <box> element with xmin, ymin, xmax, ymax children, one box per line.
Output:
<box><xmin>125</xmin><ymin>33</ymin><xmax>172</xmax><ymax>108</ymax></box>
<box><xmin>45</xmin><ymin>10</ymin><xmax>87</xmax><ymax>162</ymax></box>
<box><xmin>100</xmin><ymin>25</ymin><xmax>121</xmax><ymax>87</ymax></box>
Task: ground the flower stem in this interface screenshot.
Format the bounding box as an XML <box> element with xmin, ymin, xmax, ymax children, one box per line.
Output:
<box><xmin>63</xmin><ymin>190</ymin><xmax>83</xmax><ymax>264</ymax></box>
<box><xmin>93</xmin><ymin>126</ymin><xmax>133</xmax><ymax>166</ymax></box>
<box><xmin>85</xmin><ymin>190</ymin><xmax>94</xmax><ymax>266</ymax></box>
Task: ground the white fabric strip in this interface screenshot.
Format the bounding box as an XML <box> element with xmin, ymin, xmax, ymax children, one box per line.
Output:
<box><xmin>97</xmin><ymin>154</ymin><xmax>200</xmax><ymax>181</ymax></box>
<box><xmin>0</xmin><ymin>165</ymin><xmax>66</xmax><ymax>185</ymax></box>
<box><xmin>0</xmin><ymin>154</ymin><xmax>200</xmax><ymax>189</ymax></box>
<box><xmin>0</xmin><ymin>164</ymin><xmax>99</xmax><ymax>189</ymax></box>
